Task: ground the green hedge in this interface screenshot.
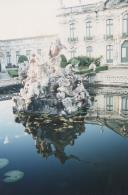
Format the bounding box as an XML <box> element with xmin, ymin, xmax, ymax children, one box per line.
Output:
<box><xmin>7</xmin><ymin>69</ymin><xmax>18</xmax><ymax>77</ymax></box>
<box><xmin>76</xmin><ymin>65</ymin><xmax>108</xmax><ymax>75</ymax></box>
<box><xmin>95</xmin><ymin>65</ymin><xmax>108</xmax><ymax>73</ymax></box>
<box><xmin>60</xmin><ymin>55</ymin><xmax>102</xmax><ymax>68</ymax></box>
<box><xmin>18</xmin><ymin>55</ymin><xmax>28</xmax><ymax>64</ymax></box>
<box><xmin>68</xmin><ymin>56</ymin><xmax>102</xmax><ymax>67</ymax></box>
<box><xmin>60</xmin><ymin>55</ymin><xmax>68</xmax><ymax>68</ymax></box>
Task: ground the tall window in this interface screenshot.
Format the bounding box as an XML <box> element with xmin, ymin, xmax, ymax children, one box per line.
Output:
<box><xmin>70</xmin><ymin>49</ymin><xmax>76</xmax><ymax>58</ymax></box>
<box><xmin>26</xmin><ymin>50</ymin><xmax>31</xmax><ymax>59</ymax></box>
<box><xmin>106</xmin><ymin>19</ymin><xmax>113</xmax><ymax>36</ymax></box>
<box><xmin>68</xmin><ymin>19</ymin><xmax>78</xmax><ymax>43</ymax></box>
<box><xmin>86</xmin><ymin>46</ymin><xmax>93</xmax><ymax>57</ymax></box>
<box><xmin>121</xmin><ymin>41</ymin><xmax>128</xmax><ymax>63</ymax></box>
<box><xmin>106</xmin><ymin>45</ymin><xmax>113</xmax><ymax>63</ymax></box>
<box><xmin>69</xmin><ymin>21</ymin><xmax>75</xmax><ymax>39</ymax></box>
<box><xmin>106</xmin><ymin>96</ymin><xmax>113</xmax><ymax>111</ymax></box>
<box><xmin>6</xmin><ymin>52</ymin><xmax>11</xmax><ymax>64</ymax></box>
<box><xmin>37</xmin><ymin>49</ymin><xmax>42</xmax><ymax>56</ymax></box>
<box><xmin>122</xmin><ymin>97</ymin><xmax>128</xmax><ymax>112</ymax></box>
<box><xmin>86</xmin><ymin>21</ymin><xmax>92</xmax><ymax>38</ymax></box>
<box><xmin>122</xmin><ymin>14</ymin><xmax>128</xmax><ymax>35</ymax></box>
<box><xmin>16</xmin><ymin>51</ymin><xmax>20</xmax><ymax>64</ymax></box>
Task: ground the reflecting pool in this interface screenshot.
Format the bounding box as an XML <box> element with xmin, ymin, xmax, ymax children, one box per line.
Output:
<box><xmin>0</xmin><ymin>87</ymin><xmax>128</xmax><ymax>194</ymax></box>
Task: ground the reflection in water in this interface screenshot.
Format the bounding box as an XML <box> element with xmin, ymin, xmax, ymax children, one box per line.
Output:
<box><xmin>2</xmin><ymin>86</ymin><xmax>128</xmax><ymax>194</ymax></box>
<box><xmin>87</xmin><ymin>86</ymin><xmax>128</xmax><ymax>137</ymax></box>
<box><xmin>15</xmin><ymin>114</ymin><xmax>85</xmax><ymax>164</ymax></box>
<box><xmin>14</xmin><ymin>86</ymin><xmax>128</xmax><ymax>164</ymax></box>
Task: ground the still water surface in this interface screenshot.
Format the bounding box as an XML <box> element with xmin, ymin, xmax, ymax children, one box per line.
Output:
<box><xmin>0</xmin><ymin>98</ymin><xmax>128</xmax><ymax>195</ymax></box>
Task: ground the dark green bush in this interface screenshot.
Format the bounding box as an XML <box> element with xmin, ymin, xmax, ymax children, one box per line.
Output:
<box><xmin>60</xmin><ymin>55</ymin><xmax>68</xmax><ymax>68</ymax></box>
<box><xmin>95</xmin><ymin>65</ymin><xmax>108</xmax><ymax>73</ymax></box>
<box><xmin>18</xmin><ymin>55</ymin><xmax>28</xmax><ymax>64</ymax></box>
<box><xmin>76</xmin><ymin>65</ymin><xmax>108</xmax><ymax>75</ymax></box>
<box><xmin>68</xmin><ymin>56</ymin><xmax>101</xmax><ymax>67</ymax></box>
<box><xmin>7</xmin><ymin>69</ymin><xmax>18</xmax><ymax>77</ymax></box>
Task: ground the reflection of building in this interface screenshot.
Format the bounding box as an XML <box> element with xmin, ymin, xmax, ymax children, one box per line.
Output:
<box><xmin>88</xmin><ymin>87</ymin><xmax>128</xmax><ymax>119</ymax></box>
<box><xmin>14</xmin><ymin>86</ymin><xmax>128</xmax><ymax>157</ymax></box>
<box><xmin>0</xmin><ymin>35</ymin><xmax>56</xmax><ymax>72</ymax></box>
<box><xmin>87</xmin><ymin>86</ymin><xmax>128</xmax><ymax>137</ymax></box>
<box><xmin>58</xmin><ymin>0</ymin><xmax>128</xmax><ymax>65</ymax></box>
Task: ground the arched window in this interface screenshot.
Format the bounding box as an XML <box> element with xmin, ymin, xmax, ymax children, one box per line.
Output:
<box><xmin>86</xmin><ymin>21</ymin><xmax>92</xmax><ymax>39</ymax></box>
<box><xmin>122</xmin><ymin>14</ymin><xmax>128</xmax><ymax>35</ymax></box>
<box><xmin>122</xmin><ymin>97</ymin><xmax>128</xmax><ymax>112</ymax></box>
<box><xmin>121</xmin><ymin>40</ymin><xmax>128</xmax><ymax>63</ymax></box>
<box><xmin>86</xmin><ymin>46</ymin><xmax>93</xmax><ymax>57</ymax></box>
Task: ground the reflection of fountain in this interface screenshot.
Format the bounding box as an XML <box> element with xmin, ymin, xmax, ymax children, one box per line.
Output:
<box><xmin>13</xmin><ymin>39</ymin><xmax>90</xmax><ymax>116</ymax></box>
<box><xmin>15</xmin><ymin>114</ymin><xmax>86</xmax><ymax>164</ymax></box>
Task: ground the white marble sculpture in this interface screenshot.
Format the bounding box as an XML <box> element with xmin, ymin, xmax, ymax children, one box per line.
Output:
<box><xmin>89</xmin><ymin>62</ymin><xmax>96</xmax><ymax>72</ymax></box>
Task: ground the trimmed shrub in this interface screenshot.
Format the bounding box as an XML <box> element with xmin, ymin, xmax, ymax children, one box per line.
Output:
<box><xmin>68</xmin><ymin>56</ymin><xmax>102</xmax><ymax>67</ymax></box>
<box><xmin>18</xmin><ymin>55</ymin><xmax>28</xmax><ymax>64</ymax></box>
<box><xmin>7</xmin><ymin>69</ymin><xmax>18</xmax><ymax>77</ymax></box>
<box><xmin>60</xmin><ymin>55</ymin><xmax>68</xmax><ymax>68</ymax></box>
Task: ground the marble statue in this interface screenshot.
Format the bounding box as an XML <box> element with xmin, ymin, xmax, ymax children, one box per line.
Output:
<box><xmin>13</xmin><ymin>39</ymin><xmax>90</xmax><ymax>116</ymax></box>
<box><xmin>89</xmin><ymin>62</ymin><xmax>96</xmax><ymax>72</ymax></box>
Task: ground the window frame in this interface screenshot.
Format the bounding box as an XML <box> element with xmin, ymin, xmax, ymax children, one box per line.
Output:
<box><xmin>121</xmin><ymin>41</ymin><xmax>128</xmax><ymax>63</ymax></box>
<box><xmin>122</xmin><ymin>14</ymin><xmax>128</xmax><ymax>35</ymax></box>
<box><xmin>86</xmin><ymin>21</ymin><xmax>92</xmax><ymax>39</ymax></box>
<box><xmin>86</xmin><ymin>46</ymin><xmax>93</xmax><ymax>58</ymax></box>
<box><xmin>106</xmin><ymin>19</ymin><xmax>113</xmax><ymax>37</ymax></box>
<box><xmin>106</xmin><ymin>96</ymin><xmax>113</xmax><ymax>112</ymax></box>
<box><xmin>106</xmin><ymin>45</ymin><xmax>113</xmax><ymax>63</ymax></box>
<box><xmin>122</xmin><ymin>97</ymin><xmax>128</xmax><ymax>112</ymax></box>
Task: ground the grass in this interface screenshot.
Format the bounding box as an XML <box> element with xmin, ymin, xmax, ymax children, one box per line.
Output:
<box><xmin>7</xmin><ymin>69</ymin><xmax>18</xmax><ymax>78</ymax></box>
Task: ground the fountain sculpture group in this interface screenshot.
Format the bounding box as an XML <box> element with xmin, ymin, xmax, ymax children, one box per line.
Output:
<box><xmin>13</xmin><ymin>40</ymin><xmax>90</xmax><ymax>116</ymax></box>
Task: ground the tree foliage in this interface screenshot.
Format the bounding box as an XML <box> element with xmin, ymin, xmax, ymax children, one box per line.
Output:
<box><xmin>18</xmin><ymin>55</ymin><xmax>28</xmax><ymax>64</ymax></box>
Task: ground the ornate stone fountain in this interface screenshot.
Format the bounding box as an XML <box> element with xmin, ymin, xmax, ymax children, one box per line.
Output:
<box><xmin>13</xmin><ymin>39</ymin><xmax>90</xmax><ymax>116</ymax></box>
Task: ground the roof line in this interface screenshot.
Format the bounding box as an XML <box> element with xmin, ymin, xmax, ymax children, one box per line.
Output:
<box><xmin>0</xmin><ymin>34</ymin><xmax>58</xmax><ymax>42</ymax></box>
<box><xmin>60</xmin><ymin>1</ymin><xmax>103</xmax><ymax>10</ymax></box>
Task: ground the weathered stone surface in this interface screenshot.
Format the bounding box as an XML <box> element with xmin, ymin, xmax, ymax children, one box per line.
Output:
<box><xmin>13</xmin><ymin>40</ymin><xmax>90</xmax><ymax>116</ymax></box>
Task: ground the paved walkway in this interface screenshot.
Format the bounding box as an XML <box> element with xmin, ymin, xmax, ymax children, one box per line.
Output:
<box><xmin>0</xmin><ymin>72</ymin><xmax>20</xmax><ymax>87</ymax></box>
<box><xmin>0</xmin><ymin>72</ymin><xmax>10</xmax><ymax>80</ymax></box>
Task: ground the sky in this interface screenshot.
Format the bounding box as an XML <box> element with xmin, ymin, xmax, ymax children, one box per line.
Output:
<box><xmin>0</xmin><ymin>0</ymin><xmax>102</xmax><ymax>40</ymax></box>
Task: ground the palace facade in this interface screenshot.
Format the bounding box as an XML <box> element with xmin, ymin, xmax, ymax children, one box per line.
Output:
<box><xmin>58</xmin><ymin>0</ymin><xmax>128</xmax><ymax>66</ymax></box>
<box><xmin>0</xmin><ymin>35</ymin><xmax>57</xmax><ymax>72</ymax></box>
